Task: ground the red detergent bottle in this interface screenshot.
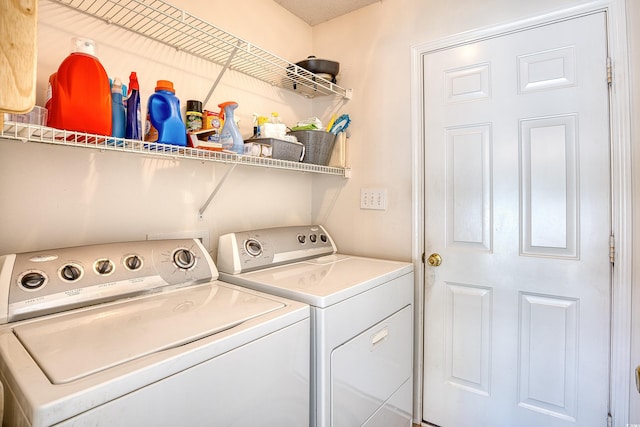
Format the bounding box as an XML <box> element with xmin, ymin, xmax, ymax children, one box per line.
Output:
<box><xmin>46</xmin><ymin>38</ymin><xmax>112</xmax><ymax>136</ymax></box>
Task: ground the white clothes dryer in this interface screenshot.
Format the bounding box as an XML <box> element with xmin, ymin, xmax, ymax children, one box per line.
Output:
<box><xmin>217</xmin><ymin>225</ymin><xmax>414</xmax><ymax>427</ymax></box>
<box><xmin>0</xmin><ymin>238</ymin><xmax>310</xmax><ymax>427</ymax></box>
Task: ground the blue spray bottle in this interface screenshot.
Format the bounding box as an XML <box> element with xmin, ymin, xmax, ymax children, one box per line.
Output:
<box><xmin>126</xmin><ymin>72</ymin><xmax>142</xmax><ymax>140</ymax></box>
<box><xmin>110</xmin><ymin>77</ymin><xmax>125</xmax><ymax>139</ymax></box>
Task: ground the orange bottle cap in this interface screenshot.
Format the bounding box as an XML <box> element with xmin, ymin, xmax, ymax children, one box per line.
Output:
<box><xmin>155</xmin><ymin>80</ymin><xmax>175</xmax><ymax>92</ymax></box>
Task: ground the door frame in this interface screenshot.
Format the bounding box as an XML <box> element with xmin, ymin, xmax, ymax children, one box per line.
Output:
<box><xmin>410</xmin><ymin>1</ymin><xmax>633</xmax><ymax>425</ymax></box>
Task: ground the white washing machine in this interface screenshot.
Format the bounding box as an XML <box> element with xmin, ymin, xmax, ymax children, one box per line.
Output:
<box><xmin>217</xmin><ymin>225</ymin><xmax>414</xmax><ymax>427</ymax></box>
<box><xmin>0</xmin><ymin>238</ymin><xmax>310</xmax><ymax>426</ymax></box>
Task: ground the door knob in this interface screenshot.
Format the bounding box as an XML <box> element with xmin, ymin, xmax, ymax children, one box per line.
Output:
<box><xmin>427</xmin><ymin>253</ymin><xmax>442</xmax><ymax>267</ymax></box>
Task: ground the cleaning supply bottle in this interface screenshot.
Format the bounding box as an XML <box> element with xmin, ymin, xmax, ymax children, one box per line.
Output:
<box><xmin>219</xmin><ymin>101</ymin><xmax>243</xmax><ymax>154</ymax></box>
<box><xmin>147</xmin><ymin>80</ymin><xmax>186</xmax><ymax>146</ymax></box>
<box><xmin>126</xmin><ymin>72</ymin><xmax>142</xmax><ymax>140</ymax></box>
<box><xmin>185</xmin><ymin>100</ymin><xmax>203</xmax><ymax>132</ymax></box>
<box><xmin>110</xmin><ymin>77</ymin><xmax>125</xmax><ymax>139</ymax></box>
<box><xmin>46</xmin><ymin>37</ymin><xmax>111</xmax><ymax>135</ymax></box>
<box><xmin>252</xmin><ymin>113</ymin><xmax>259</xmax><ymax>138</ymax></box>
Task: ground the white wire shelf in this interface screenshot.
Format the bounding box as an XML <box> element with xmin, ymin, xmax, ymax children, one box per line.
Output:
<box><xmin>51</xmin><ymin>0</ymin><xmax>352</xmax><ymax>99</ymax></box>
<box><xmin>0</xmin><ymin>122</ymin><xmax>350</xmax><ymax>177</ymax></box>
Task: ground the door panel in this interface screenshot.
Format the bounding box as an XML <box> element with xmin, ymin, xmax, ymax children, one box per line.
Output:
<box><xmin>518</xmin><ymin>293</ymin><xmax>579</xmax><ymax>420</ymax></box>
<box><xmin>520</xmin><ymin>114</ymin><xmax>578</xmax><ymax>257</ymax></box>
<box><xmin>422</xmin><ymin>12</ymin><xmax>610</xmax><ymax>427</ymax></box>
<box><xmin>445</xmin><ymin>124</ymin><xmax>492</xmax><ymax>251</ymax></box>
<box><xmin>444</xmin><ymin>283</ymin><xmax>492</xmax><ymax>395</ymax></box>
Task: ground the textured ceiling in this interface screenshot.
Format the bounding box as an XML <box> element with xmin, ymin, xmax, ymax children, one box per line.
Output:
<box><xmin>273</xmin><ymin>0</ymin><xmax>380</xmax><ymax>26</ymax></box>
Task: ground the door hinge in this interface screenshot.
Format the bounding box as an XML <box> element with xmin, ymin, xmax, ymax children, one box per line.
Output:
<box><xmin>607</xmin><ymin>57</ymin><xmax>613</xmax><ymax>85</ymax></box>
<box><xmin>421</xmin><ymin>252</ymin><xmax>426</xmax><ymax>263</ymax></box>
<box><xmin>609</xmin><ymin>235</ymin><xmax>615</xmax><ymax>264</ymax></box>
<box><xmin>607</xmin><ymin>413</ymin><xmax>612</xmax><ymax>427</ymax></box>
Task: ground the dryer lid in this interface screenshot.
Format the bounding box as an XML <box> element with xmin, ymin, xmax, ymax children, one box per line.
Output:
<box><xmin>222</xmin><ymin>254</ymin><xmax>413</xmax><ymax>307</ymax></box>
<box><xmin>13</xmin><ymin>282</ymin><xmax>284</xmax><ymax>384</ymax></box>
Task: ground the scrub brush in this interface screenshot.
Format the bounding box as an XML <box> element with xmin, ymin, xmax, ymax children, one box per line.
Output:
<box><xmin>329</xmin><ymin>114</ymin><xmax>351</xmax><ymax>135</ymax></box>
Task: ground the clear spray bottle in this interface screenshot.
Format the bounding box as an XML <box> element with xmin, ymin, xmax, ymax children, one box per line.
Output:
<box><xmin>219</xmin><ymin>102</ymin><xmax>243</xmax><ymax>154</ymax></box>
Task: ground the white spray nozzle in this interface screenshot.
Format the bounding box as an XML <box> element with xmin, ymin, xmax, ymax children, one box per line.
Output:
<box><xmin>112</xmin><ymin>77</ymin><xmax>122</xmax><ymax>92</ymax></box>
<box><xmin>72</xmin><ymin>37</ymin><xmax>96</xmax><ymax>56</ymax></box>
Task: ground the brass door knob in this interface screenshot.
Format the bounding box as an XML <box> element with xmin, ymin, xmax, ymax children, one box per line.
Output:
<box><xmin>427</xmin><ymin>253</ymin><xmax>442</xmax><ymax>267</ymax></box>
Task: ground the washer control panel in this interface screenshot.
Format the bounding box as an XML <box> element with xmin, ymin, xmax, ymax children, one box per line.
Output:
<box><xmin>0</xmin><ymin>239</ymin><xmax>216</xmax><ymax>323</ymax></box>
<box><xmin>217</xmin><ymin>225</ymin><xmax>337</xmax><ymax>274</ymax></box>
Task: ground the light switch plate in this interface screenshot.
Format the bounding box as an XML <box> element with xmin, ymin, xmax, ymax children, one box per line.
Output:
<box><xmin>360</xmin><ymin>188</ymin><xmax>387</xmax><ymax>210</ymax></box>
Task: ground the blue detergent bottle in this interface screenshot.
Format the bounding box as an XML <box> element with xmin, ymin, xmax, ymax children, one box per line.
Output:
<box><xmin>148</xmin><ymin>80</ymin><xmax>186</xmax><ymax>146</ymax></box>
<box><xmin>219</xmin><ymin>101</ymin><xmax>243</xmax><ymax>154</ymax></box>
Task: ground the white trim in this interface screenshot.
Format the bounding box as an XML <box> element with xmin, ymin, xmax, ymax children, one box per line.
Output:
<box><xmin>410</xmin><ymin>1</ymin><xmax>632</xmax><ymax>425</ymax></box>
<box><xmin>410</xmin><ymin>33</ymin><xmax>426</xmax><ymax>423</ymax></box>
<box><xmin>605</xmin><ymin>1</ymin><xmax>633</xmax><ymax>426</ymax></box>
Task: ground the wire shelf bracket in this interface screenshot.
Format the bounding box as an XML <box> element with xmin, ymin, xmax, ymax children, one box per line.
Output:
<box><xmin>198</xmin><ymin>163</ymin><xmax>237</xmax><ymax>219</ymax></box>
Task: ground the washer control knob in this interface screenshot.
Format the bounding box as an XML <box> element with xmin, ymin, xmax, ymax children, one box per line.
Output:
<box><xmin>124</xmin><ymin>255</ymin><xmax>143</xmax><ymax>271</ymax></box>
<box><xmin>309</xmin><ymin>234</ymin><xmax>317</xmax><ymax>243</ymax></box>
<box><xmin>95</xmin><ymin>259</ymin><xmax>115</xmax><ymax>275</ymax></box>
<box><xmin>60</xmin><ymin>264</ymin><xmax>82</xmax><ymax>282</ymax></box>
<box><xmin>297</xmin><ymin>234</ymin><xmax>306</xmax><ymax>244</ymax></box>
<box><xmin>320</xmin><ymin>234</ymin><xmax>328</xmax><ymax>243</ymax></box>
<box><xmin>173</xmin><ymin>249</ymin><xmax>196</xmax><ymax>270</ymax></box>
<box><xmin>244</xmin><ymin>239</ymin><xmax>263</xmax><ymax>257</ymax></box>
<box><xmin>20</xmin><ymin>271</ymin><xmax>47</xmax><ymax>290</ymax></box>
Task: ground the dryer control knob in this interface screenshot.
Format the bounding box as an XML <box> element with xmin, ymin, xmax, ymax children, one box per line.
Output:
<box><xmin>244</xmin><ymin>239</ymin><xmax>263</xmax><ymax>257</ymax></box>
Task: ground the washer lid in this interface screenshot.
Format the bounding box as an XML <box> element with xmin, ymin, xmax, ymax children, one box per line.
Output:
<box><xmin>13</xmin><ymin>282</ymin><xmax>284</xmax><ymax>384</ymax></box>
<box><xmin>221</xmin><ymin>254</ymin><xmax>413</xmax><ymax>307</ymax></box>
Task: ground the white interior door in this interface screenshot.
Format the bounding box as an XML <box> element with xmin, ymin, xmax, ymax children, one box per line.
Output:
<box><xmin>422</xmin><ymin>12</ymin><xmax>611</xmax><ymax>427</ymax></box>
